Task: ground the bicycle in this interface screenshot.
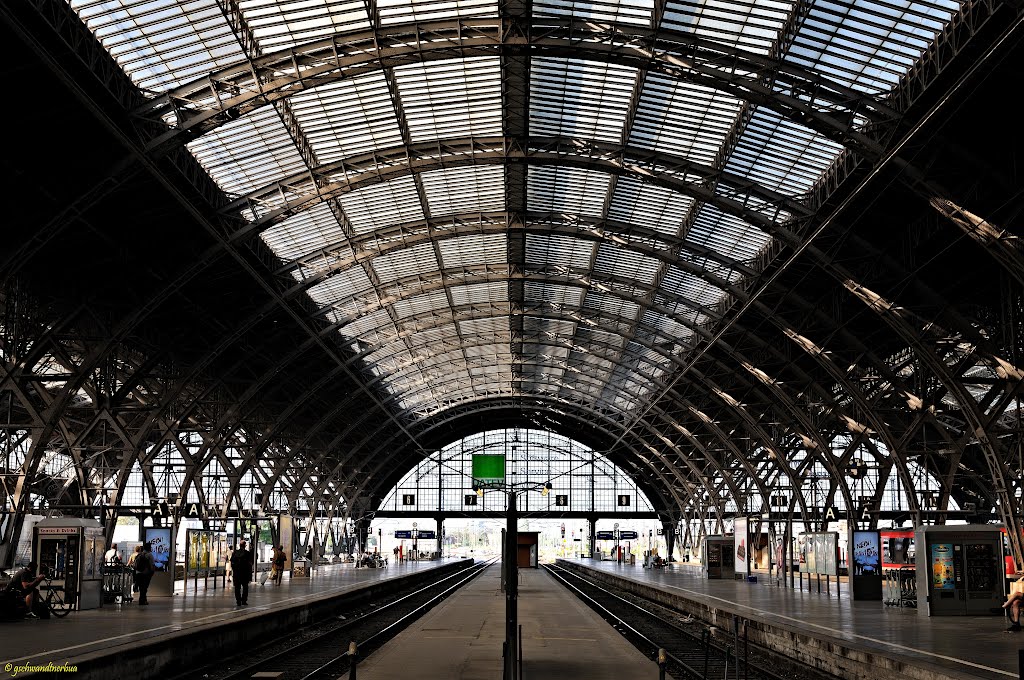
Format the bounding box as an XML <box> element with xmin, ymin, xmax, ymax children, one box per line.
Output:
<box><xmin>38</xmin><ymin>570</ymin><xmax>72</xmax><ymax>618</ymax></box>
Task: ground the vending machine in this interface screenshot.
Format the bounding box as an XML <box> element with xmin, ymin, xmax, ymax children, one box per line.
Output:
<box><xmin>703</xmin><ymin>536</ymin><xmax>735</xmax><ymax>579</ymax></box>
<box><xmin>915</xmin><ymin>524</ymin><xmax>1005</xmax><ymax>616</ymax></box>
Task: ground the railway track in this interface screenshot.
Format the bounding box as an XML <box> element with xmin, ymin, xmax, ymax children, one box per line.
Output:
<box><xmin>182</xmin><ymin>558</ymin><xmax>497</xmax><ymax>680</ymax></box>
<box><xmin>544</xmin><ymin>563</ymin><xmax>836</xmax><ymax>680</ymax></box>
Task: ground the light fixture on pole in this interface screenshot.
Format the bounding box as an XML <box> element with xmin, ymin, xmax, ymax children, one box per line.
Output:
<box><xmin>473</xmin><ymin>477</ymin><xmax>553</xmax><ymax>680</ymax></box>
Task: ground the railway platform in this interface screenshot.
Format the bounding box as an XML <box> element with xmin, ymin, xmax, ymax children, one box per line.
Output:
<box><xmin>557</xmin><ymin>558</ymin><xmax>1020</xmax><ymax>680</ymax></box>
<box><xmin>0</xmin><ymin>558</ymin><xmax>466</xmax><ymax>679</ymax></box>
<box><xmin>354</xmin><ymin>562</ymin><xmax>668</xmax><ymax>680</ymax></box>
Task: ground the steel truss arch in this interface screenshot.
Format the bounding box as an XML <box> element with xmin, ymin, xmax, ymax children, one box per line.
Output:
<box><xmin>341</xmin><ymin>395</ymin><xmax>718</xmax><ymax>522</ymax></box>
<box><xmin>279</xmin><ymin>210</ymin><xmax>757</xmax><ymax>295</ymax></box>
<box><xmin>137</xmin><ymin>19</ymin><xmax>897</xmax><ymax>161</ymax></box>
<box><xmin>225</xmin><ymin>137</ymin><xmax>812</xmax><ymax>245</ymax></box>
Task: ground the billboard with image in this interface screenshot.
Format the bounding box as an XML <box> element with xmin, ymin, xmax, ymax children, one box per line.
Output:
<box><xmin>734</xmin><ymin>517</ymin><xmax>749</xmax><ymax>576</ymax></box>
<box><xmin>145</xmin><ymin>527</ymin><xmax>172</xmax><ymax>571</ymax></box>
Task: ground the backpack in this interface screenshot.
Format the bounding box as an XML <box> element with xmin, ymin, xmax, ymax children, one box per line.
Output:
<box><xmin>135</xmin><ymin>551</ymin><xmax>153</xmax><ymax>574</ymax></box>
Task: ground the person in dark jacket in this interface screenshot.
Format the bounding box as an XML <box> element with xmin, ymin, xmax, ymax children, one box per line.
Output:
<box><xmin>134</xmin><ymin>542</ymin><xmax>156</xmax><ymax>605</ymax></box>
<box><xmin>230</xmin><ymin>540</ymin><xmax>254</xmax><ymax>605</ymax></box>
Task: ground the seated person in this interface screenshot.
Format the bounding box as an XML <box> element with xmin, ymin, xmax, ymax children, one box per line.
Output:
<box><xmin>7</xmin><ymin>562</ymin><xmax>45</xmax><ymax>618</ymax></box>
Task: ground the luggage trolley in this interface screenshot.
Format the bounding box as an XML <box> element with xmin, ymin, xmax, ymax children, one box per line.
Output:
<box><xmin>102</xmin><ymin>564</ymin><xmax>132</xmax><ymax>604</ymax></box>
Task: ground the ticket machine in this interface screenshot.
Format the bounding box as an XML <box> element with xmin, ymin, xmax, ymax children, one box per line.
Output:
<box><xmin>915</xmin><ymin>524</ymin><xmax>1004</xmax><ymax>616</ymax></box>
<box><xmin>33</xmin><ymin>517</ymin><xmax>104</xmax><ymax>610</ymax></box>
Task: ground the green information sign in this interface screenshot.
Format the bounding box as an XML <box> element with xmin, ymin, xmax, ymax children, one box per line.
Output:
<box><xmin>472</xmin><ymin>454</ymin><xmax>505</xmax><ymax>484</ymax></box>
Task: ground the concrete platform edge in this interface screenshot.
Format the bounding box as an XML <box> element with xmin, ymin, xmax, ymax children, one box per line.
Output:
<box><xmin>555</xmin><ymin>560</ymin><xmax>984</xmax><ymax>680</ymax></box>
<box><xmin>64</xmin><ymin>560</ymin><xmax>472</xmax><ymax>680</ymax></box>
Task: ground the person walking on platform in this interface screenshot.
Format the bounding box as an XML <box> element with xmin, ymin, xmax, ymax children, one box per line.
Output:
<box><xmin>134</xmin><ymin>542</ymin><xmax>156</xmax><ymax>605</ymax></box>
<box><xmin>230</xmin><ymin>540</ymin><xmax>254</xmax><ymax>606</ymax></box>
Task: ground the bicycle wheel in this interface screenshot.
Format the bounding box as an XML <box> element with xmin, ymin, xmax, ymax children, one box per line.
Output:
<box><xmin>47</xmin><ymin>588</ymin><xmax>72</xmax><ymax>618</ymax></box>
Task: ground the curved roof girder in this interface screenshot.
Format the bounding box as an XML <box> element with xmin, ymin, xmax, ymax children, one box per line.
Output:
<box><xmin>281</xmin><ymin>211</ymin><xmax>757</xmax><ymax>295</ymax></box>
<box><xmin>137</xmin><ymin>19</ymin><xmax>896</xmax><ymax>161</ymax></box>
<box><xmin>224</xmin><ymin>137</ymin><xmax>812</xmax><ymax>243</ymax></box>
<box><xmin>339</xmin><ymin>395</ymin><xmax>720</xmax><ymax>521</ymax></box>
<box><xmin>812</xmin><ymin>258</ymin><xmax>1024</xmax><ymax>563</ymax></box>
<box><xmin>280</xmin><ymin>209</ymin><xmax>761</xmax><ymax>278</ymax></box>
<box><xmin>313</xmin><ymin>264</ymin><xmax>722</xmax><ymax>331</ymax></box>
<box><xmin>290</xmin><ymin>284</ymin><xmax>880</xmax><ymax>518</ymax></box>
<box><xmin>344</xmin><ymin>331</ymin><xmax>815</xmax><ymax>507</ymax></box>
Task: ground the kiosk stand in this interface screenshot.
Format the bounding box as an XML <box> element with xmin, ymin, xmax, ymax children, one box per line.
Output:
<box><xmin>915</xmin><ymin>524</ymin><xmax>1004</xmax><ymax>616</ymax></box>
<box><xmin>33</xmin><ymin>517</ymin><xmax>104</xmax><ymax>611</ymax></box>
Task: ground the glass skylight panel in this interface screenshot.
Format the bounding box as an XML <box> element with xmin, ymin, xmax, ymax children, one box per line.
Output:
<box><xmin>394</xmin><ymin>58</ymin><xmax>503</xmax><ymax>142</ymax></box>
<box><xmin>527</xmin><ymin>167</ymin><xmax>610</xmax><ymax>216</ymax></box>
<box><xmin>187</xmin><ymin>106</ymin><xmax>307</xmax><ymax>198</ymax></box>
<box><xmin>69</xmin><ymin>0</ymin><xmax>246</xmax><ymax>93</ymax></box>
<box><xmin>458</xmin><ymin>317</ymin><xmax>512</xmax><ymax>342</ymax></box>
<box><xmin>365</xmin><ymin>345</ymin><xmax>410</xmax><ymax>374</ymax></box>
<box><xmin>725</xmin><ymin>109</ymin><xmax>843</xmax><ymax>195</ymax></box>
<box><xmin>421</xmin><ymin>166</ymin><xmax>506</xmax><ymax>216</ymax></box>
<box><xmin>660</xmin><ymin>0</ymin><xmax>795</xmax><ymax>56</ymax></box>
<box><xmin>533</xmin><ymin>0</ymin><xmax>653</xmax><ymax>25</ymax></box>
<box><xmin>584</xmin><ymin>293</ymin><xmax>640</xmax><ymax>323</ymax></box>
<box><xmin>338</xmin><ymin>177</ymin><xmax>425</xmax><ymax>234</ymax></box>
<box><xmin>261</xmin><ymin>202</ymin><xmax>348</xmax><ymax>261</ymax></box>
<box><xmin>784</xmin><ymin>0</ymin><xmax>958</xmax><ymax>94</ymax></box>
<box><xmin>438</xmin><ymin>233</ymin><xmax>508</xmax><ymax>269</ymax></box>
<box><xmin>378</xmin><ymin>0</ymin><xmax>497</xmax><ymax>25</ymax></box>
<box><xmin>391</xmin><ymin>290</ymin><xmax>451</xmax><ymax>319</ymax></box>
<box><xmin>593</xmin><ymin>244</ymin><xmax>661</xmax><ymax>286</ymax></box>
<box><xmin>527</xmin><ymin>314</ymin><xmax>576</xmax><ymax>335</ymax></box>
<box><xmin>371</xmin><ymin>241</ymin><xmax>439</xmax><ymax>280</ymax></box>
<box><xmin>628</xmin><ymin>76</ymin><xmax>743</xmax><ymax>163</ymax></box>
<box><xmin>530</xmin><ymin>59</ymin><xmax>637</xmax><ymax>144</ymax></box>
<box><xmin>237</xmin><ymin>0</ymin><xmax>371</xmax><ymax>53</ymax></box>
<box><xmin>309</xmin><ymin>266</ymin><xmax>375</xmax><ymax>319</ymax></box>
<box><xmin>341</xmin><ymin>307</ymin><xmax>398</xmax><ymax>344</ymax></box>
<box><xmin>687</xmin><ymin>205</ymin><xmax>772</xmax><ymax>262</ymax></box>
<box><xmin>524</xmin><ymin>281</ymin><xmax>584</xmax><ymax>309</ymax></box>
<box><xmin>661</xmin><ymin>266</ymin><xmax>723</xmax><ymax>310</ymax></box>
<box><xmin>525</xmin><ymin>234</ymin><xmax>596</xmax><ymax>273</ymax></box>
<box><xmin>288</xmin><ymin>75</ymin><xmax>404</xmax><ymax>162</ymax></box>
<box><xmin>449</xmin><ymin>282</ymin><xmax>508</xmax><ymax>306</ymax></box>
<box><xmin>608</xmin><ymin>178</ymin><xmax>694</xmax><ymax>237</ymax></box>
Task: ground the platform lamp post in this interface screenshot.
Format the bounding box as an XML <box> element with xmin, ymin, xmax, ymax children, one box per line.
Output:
<box><xmin>473</xmin><ymin>477</ymin><xmax>552</xmax><ymax>680</ymax></box>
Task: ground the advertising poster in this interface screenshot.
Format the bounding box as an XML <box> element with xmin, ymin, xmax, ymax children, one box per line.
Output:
<box><xmin>931</xmin><ymin>542</ymin><xmax>955</xmax><ymax>590</ymax></box>
<box><xmin>852</xmin><ymin>531</ymin><xmax>880</xmax><ymax>576</ymax></box>
<box><xmin>83</xmin><ymin>534</ymin><xmax>97</xmax><ymax>580</ymax></box>
<box><xmin>145</xmin><ymin>527</ymin><xmax>172</xmax><ymax>571</ymax></box>
<box><xmin>804</xmin><ymin>534</ymin><xmax>817</xmax><ymax>573</ymax></box>
<box><xmin>823</xmin><ymin>533</ymin><xmax>838</xmax><ymax>576</ymax></box>
<box><xmin>279</xmin><ymin>515</ymin><xmax>294</xmax><ymax>571</ymax></box>
<box><xmin>734</xmin><ymin>517</ymin><xmax>748</xmax><ymax>576</ymax></box>
<box><xmin>199</xmin><ymin>531</ymin><xmax>211</xmax><ymax>569</ymax></box>
<box><xmin>187</xmin><ymin>530</ymin><xmax>200</xmax><ymax>571</ymax></box>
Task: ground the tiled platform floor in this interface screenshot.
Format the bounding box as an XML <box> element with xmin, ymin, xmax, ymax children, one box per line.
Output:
<box><xmin>356</xmin><ymin>563</ymin><xmax>670</xmax><ymax>680</ymax></box>
<box><xmin>1</xmin><ymin>559</ymin><xmax>450</xmax><ymax>668</ymax></box>
<box><xmin>562</xmin><ymin>559</ymin><xmax>1021</xmax><ymax>680</ymax></box>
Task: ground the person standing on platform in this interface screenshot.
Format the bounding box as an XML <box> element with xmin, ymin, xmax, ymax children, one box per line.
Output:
<box><xmin>127</xmin><ymin>545</ymin><xmax>142</xmax><ymax>593</ymax></box>
<box><xmin>134</xmin><ymin>542</ymin><xmax>156</xmax><ymax>605</ymax></box>
<box><xmin>272</xmin><ymin>545</ymin><xmax>286</xmax><ymax>585</ymax></box>
<box><xmin>230</xmin><ymin>540</ymin><xmax>254</xmax><ymax>606</ymax></box>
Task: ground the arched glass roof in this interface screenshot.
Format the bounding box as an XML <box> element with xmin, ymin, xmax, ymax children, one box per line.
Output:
<box><xmin>379</xmin><ymin>427</ymin><xmax>656</xmax><ymax>513</ymax></box>
<box><xmin>63</xmin><ymin>0</ymin><xmax>962</xmax><ymax>422</ymax></box>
